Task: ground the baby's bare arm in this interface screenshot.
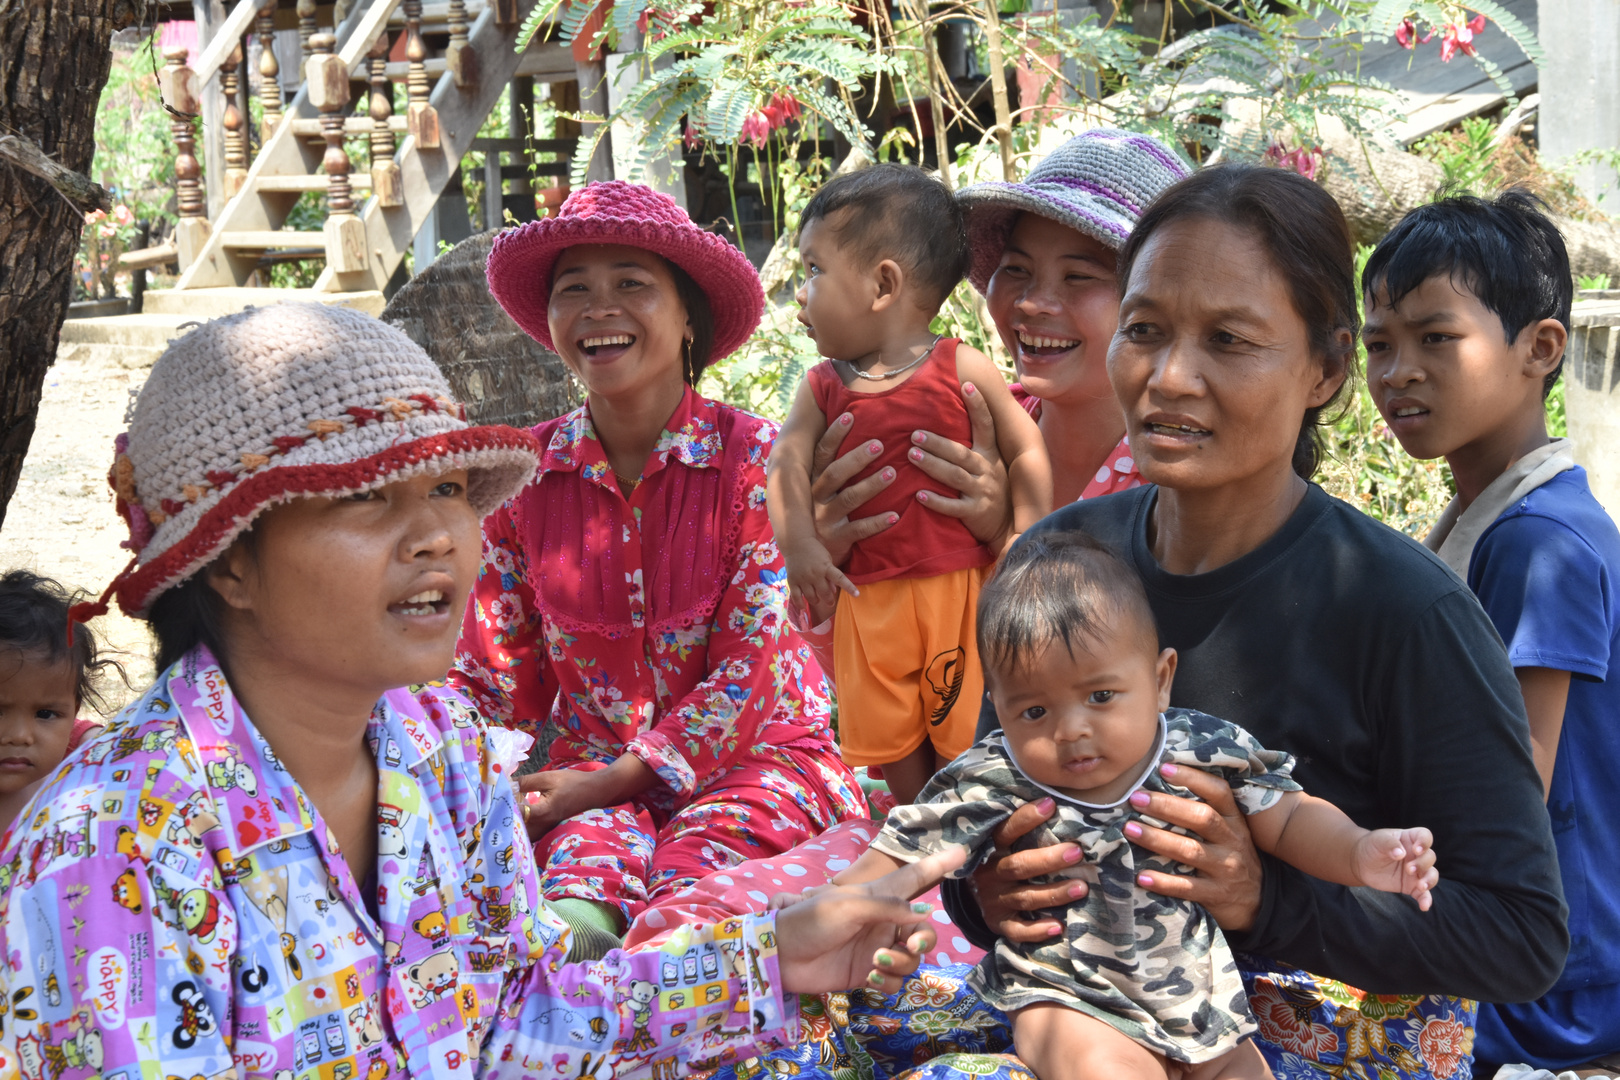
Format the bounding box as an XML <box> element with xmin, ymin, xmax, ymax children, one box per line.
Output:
<box><xmin>1248</xmin><ymin>791</ymin><xmax>1438</xmax><ymax>909</ymax></box>
<box><xmin>954</xmin><ymin>347</ymin><xmax>1052</xmax><ymax>540</ymax></box>
<box><xmin>767</xmin><ymin>378</ymin><xmax>832</xmax><ymax>555</ymax></box>
<box><xmin>832</xmin><ymin>847</ymin><xmax>909</xmax><ymax>889</ymax></box>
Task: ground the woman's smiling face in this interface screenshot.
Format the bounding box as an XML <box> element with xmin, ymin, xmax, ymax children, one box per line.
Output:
<box><xmin>1107</xmin><ymin>216</ymin><xmax>1343</xmax><ymax>493</ymax></box>
<box><xmin>985</xmin><ymin>214</ymin><xmax>1121</xmax><ymax>408</ymax></box>
<box><xmin>547</xmin><ymin>244</ymin><xmax>691</xmax><ymax>401</ymax></box>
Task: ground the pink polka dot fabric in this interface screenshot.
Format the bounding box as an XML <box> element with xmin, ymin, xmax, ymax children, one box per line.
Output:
<box><xmin>623</xmin><ymin>819</ymin><xmax>986</xmax><ymax>968</ymax></box>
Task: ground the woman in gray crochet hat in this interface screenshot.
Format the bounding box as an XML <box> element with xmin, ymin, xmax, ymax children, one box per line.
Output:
<box><xmin>0</xmin><ymin>302</ymin><xmax>962</xmax><ymax>1077</ymax></box>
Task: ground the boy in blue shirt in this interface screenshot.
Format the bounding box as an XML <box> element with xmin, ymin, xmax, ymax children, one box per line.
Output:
<box><xmin>1362</xmin><ymin>190</ymin><xmax>1620</xmax><ymax>1074</ymax></box>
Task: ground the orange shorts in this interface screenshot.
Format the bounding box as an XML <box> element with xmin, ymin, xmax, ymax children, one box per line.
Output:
<box><xmin>832</xmin><ymin>565</ymin><xmax>986</xmax><ymax>767</ymax></box>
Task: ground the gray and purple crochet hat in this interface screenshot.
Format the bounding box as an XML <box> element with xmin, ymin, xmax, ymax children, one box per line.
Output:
<box><xmin>958</xmin><ymin>128</ymin><xmax>1193</xmax><ymax>293</ymax></box>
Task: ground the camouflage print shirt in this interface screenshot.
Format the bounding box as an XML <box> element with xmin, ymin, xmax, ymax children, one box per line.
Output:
<box><xmin>872</xmin><ymin>708</ymin><xmax>1301</xmax><ymax>1064</ymax></box>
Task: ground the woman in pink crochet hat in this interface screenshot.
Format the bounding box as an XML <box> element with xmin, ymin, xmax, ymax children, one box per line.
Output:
<box><xmin>0</xmin><ymin>302</ymin><xmax>959</xmax><ymax>1078</ymax></box>
<box><xmin>456</xmin><ymin>181</ymin><xmax>869</xmax><ymax>959</ymax></box>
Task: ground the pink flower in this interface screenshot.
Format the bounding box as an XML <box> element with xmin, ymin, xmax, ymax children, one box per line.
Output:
<box><xmin>1416</xmin><ymin>1013</ymin><xmax>1473</xmax><ymax>1079</ymax></box>
<box><xmin>1395</xmin><ymin>18</ymin><xmax>1416</xmax><ymax>48</ymax></box>
<box><xmin>84</xmin><ymin>209</ymin><xmax>106</xmax><ymax>225</ymax></box>
<box><xmin>1439</xmin><ymin>16</ymin><xmax>1481</xmax><ymax>61</ymax></box>
<box><xmin>740</xmin><ymin>111</ymin><xmax>771</xmax><ymax>148</ymax></box>
<box><xmin>1469</xmin><ymin>12</ymin><xmax>1486</xmax><ymax>32</ymax></box>
<box><xmin>683</xmin><ymin>123</ymin><xmax>702</xmax><ymax>151</ymax></box>
<box><xmin>111</xmin><ymin>204</ymin><xmax>134</xmax><ymax>226</ymax></box>
<box><xmin>771</xmin><ymin>91</ymin><xmax>802</xmax><ymax>123</ymax></box>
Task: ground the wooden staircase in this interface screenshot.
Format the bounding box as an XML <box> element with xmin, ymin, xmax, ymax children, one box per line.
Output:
<box><xmin>168</xmin><ymin>0</ymin><xmax>572</xmax><ymax>297</ymax></box>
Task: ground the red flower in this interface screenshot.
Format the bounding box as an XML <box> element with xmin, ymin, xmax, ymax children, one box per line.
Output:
<box><xmin>1395</xmin><ymin>18</ymin><xmax>1416</xmax><ymax>48</ymax></box>
<box><xmin>1469</xmin><ymin>13</ymin><xmax>1486</xmax><ymax>32</ymax></box>
<box><xmin>1417</xmin><ymin>1013</ymin><xmax>1472</xmax><ymax>1078</ymax></box>
<box><xmin>771</xmin><ymin>91</ymin><xmax>802</xmax><ymax>122</ymax></box>
<box><xmin>1249</xmin><ymin>981</ymin><xmax>1340</xmax><ymax>1061</ymax></box>
<box><xmin>683</xmin><ymin>123</ymin><xmax>702</xmax><ymax>151</ymax></box>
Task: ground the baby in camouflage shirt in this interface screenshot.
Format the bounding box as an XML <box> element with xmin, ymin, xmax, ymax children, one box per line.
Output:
<box><xmin>834</xmin><ymin>532</ymin><xmax>1439</xmax><ymax>1080</ymax></box>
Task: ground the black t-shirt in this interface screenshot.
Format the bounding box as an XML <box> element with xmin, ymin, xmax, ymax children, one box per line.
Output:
<box><xmin>949</xmin><ymin>483</ymin><xmax>1568</xmax><ymax>1003</ymax></box>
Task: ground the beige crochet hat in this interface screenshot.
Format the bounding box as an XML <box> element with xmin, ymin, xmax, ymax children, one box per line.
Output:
<box><xmin>88</xmin><ymin>303</ymin><xmax>541</xmax><ymax>619</ymax></box>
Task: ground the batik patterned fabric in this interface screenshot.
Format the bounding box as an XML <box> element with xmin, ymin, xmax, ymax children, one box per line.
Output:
<box><xmin>452</xmin><ymin>388</ymin><xmax>867</xmax><ymax>921</ymax></box>
<box><xmin>1240</xmin><ymin>961</ymin><xmax>1479</xmax><ymax>1080</ymax></box>
<box><xmin>0</xmin><ymin>647</ymin><xmax>798</xmax><ymax>1080</ymax></box>
<box><xmin>872</xmin><ymin>710</ymin><xmax>1301</xmax><ymax>1064</ymax></box>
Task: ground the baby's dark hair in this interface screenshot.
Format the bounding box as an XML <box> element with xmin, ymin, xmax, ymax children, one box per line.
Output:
<box><xmin>977</xmin><ymin>531</ymin><xmax>1158</xmax><ymax>678</ymax></box>
<box><xmin>1362</xmin><ymin>189</ymin><xmax>1573</xmax><ymax>397</ymax></box>
<box><xmin>799</xmin><ymin>163</ymin><xmax>968</xmax><ymax>309</ymax></box>
<box><xmin>0</xmin><ymin>570</ymin><xmax>124</xmax><ymax>714</ymax></box>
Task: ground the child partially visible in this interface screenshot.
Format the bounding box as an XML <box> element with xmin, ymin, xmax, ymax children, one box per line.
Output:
<box><xmin>767</xmin><ymin>164</ymin><xmax>1051</xmax><ymax>805</ymax></box>
<box><xmin>1362</xmin><ymin>190</ymin><xmax>1620</xmax><ymax>1074</ymax></box>
<box><xmin>0</xmin><ymin>570</ymin><xmax>116</xmax><ymax>835</ymax></box>
<box><xmin>832</xmin><ymin>532</ymin><xmax>1438</xmax><ymax>1080</ymax></box>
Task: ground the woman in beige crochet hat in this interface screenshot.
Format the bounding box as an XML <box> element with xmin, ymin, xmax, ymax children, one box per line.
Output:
<box><xmin>0</xmin><ymin>302</ymin><xmax>958</xmax><ymax>1077</ymax></box>
<box><xmin>457</xmin><ymin>181</ymin><xmax>868</xmax><ymax>961</ymax></box>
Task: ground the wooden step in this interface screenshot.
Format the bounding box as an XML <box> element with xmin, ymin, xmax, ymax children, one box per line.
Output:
<box><xmin>289</xmin><ymin>117</ymin><xmax>408</xmax><ymax>137</ymax></box>
<box><xmin>254</xmin><ymin>174</ymin><xmax>375</xmax><ymax>193</ymax></box>
<box><xmin>219</xmin><ymin>231</ymin><xmax>329</xmax><ymax>250</ymax></box>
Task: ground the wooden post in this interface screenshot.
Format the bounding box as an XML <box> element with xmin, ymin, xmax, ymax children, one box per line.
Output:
<box><xmin>494</xmin><ymin>0</ymin><xmax>520</xmax><ymax>27</ymax></box>
<box><xmin>368</xmin><ymin>33</ymin><xmax>403</xmax><ymax>208</ymax></box>
<box><xmin>221</xmin><ymin>42</ymin><xmax>248</xmax><ymax>197</ymax></box>
<box><xmin>980</xmin><ymin>0</ymin><xmax>1016</xmax><ymax>181</ymax></box>
<box><xmin>160</xmin><ymin>46</ymin><xmax>211</xmax><ymax>269</ymax></box>
<box><xmin>902</xmin><ymin>0</ymin><xmax>953</xmax><ymax>190</ymax></box>
<box><xmin>447</xmin><ymin>0</ymin><xmax>478</xmax><ymax>89</ymax></box>
<box><xmin>307</xmin><ymin>33</ymin><xmax>367</xmax><ymax>274</ymax></box>
<box><xmin>404</xmin><ymin>0</ymin><xmax>441</xmax><ymax>149</ymax></box>
<box><xmin>297</xmin><ymin>0</ymin><xmax>318</xmax><ymax>67</ymax></box>
<box><xmin>256</xmin><ymin>0</ymin><xmax>283</xmax><ymax>140</ymax></box>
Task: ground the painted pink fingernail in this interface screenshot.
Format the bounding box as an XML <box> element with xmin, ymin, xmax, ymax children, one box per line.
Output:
<box><xmin>917</xmin><ymin>492</ymin><xmax>930</xmax><ymax>504</ymax></box>
<box><xmin>1124</xmin><ymin>822</ymin><xmax>1143</xmax><ymax>838</ymax></box>
<box><xmin>1138</xmin><ymin>874</ymin><xmax>1154</xmax><ymax>887</ymax></box>
<box><xmin>909</xmin><ymin>448</ymin><xmax>924</xmax><ymax>462</ymax></box>
<box><xmin>1129</xmin><ymin>791</ymin><xmax>1150</xmax><ymax>807</ymax></box>
<box><xmin>1063</xmin><ymin>845</ymin><xmax>1083</xmax><ymax>864</ymax></box>
<box><xmin>1068</xmin><ymin>884</ymin><xmax>1084</xmax><ymax>899</ymax></box>
<box><xmin>839</xmin><ymin>413</ymin><xmax>853</xmax><ymax>426</ymax></box>
<box><xmin>880</xmin><ymin>467</ymin><xmax>896</xmax><ymax>481</ymax></box>
<box><xmin>1037</xmin><ymin>798</ymin><xmax>1056</xmax><ymax>814</ymax></box>
<box><xmin>1047</xmin><ymin>924</ymin><xmax>1061</xmax><ymax>937</ymax></box>
<box><xmin>1160</xmin><ymin>763</ymin><xmax>1178</xmax><ymax>777</ymax></box>
<box><xmin>867</xmin><ymin>442</ymin><xmax>882</xmax><ymax>454</ymax></box>
<box><xmin>964</xmin><ymin>383</ymin><xmax>977</xmax><ymax>395</ymax></box>
<box><xmin>913</xmin><ymin>430</ymin><xmax>927</xmax><ymax>443</ymax></box>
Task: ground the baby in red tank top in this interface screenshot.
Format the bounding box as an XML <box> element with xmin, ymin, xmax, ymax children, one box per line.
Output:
<box><xmin>766</xmin><ymin>164</ymin><xmax>1051</xmax><ymax>804</ymax></box>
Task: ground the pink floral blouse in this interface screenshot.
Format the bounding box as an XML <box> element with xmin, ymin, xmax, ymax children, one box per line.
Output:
<box><xmin>452</xmin><ymin>389</ymin><xmax>856</xmax><ymax>815</ymax></box>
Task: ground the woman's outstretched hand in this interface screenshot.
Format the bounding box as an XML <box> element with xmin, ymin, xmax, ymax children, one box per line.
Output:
<box><xmin>906</xmin><ymin>383</ymin><xmax>1010</xmax><ymax>548</ymax></box>
<box><xmin>1124</xmin><ymin>764</ymin><xmax>1265</xmax><ymax>932</ymax></box>
<box><xmin>775</xmin><ymin>848</ymin><xmax>966</xmax><ymax>994</ymax></box>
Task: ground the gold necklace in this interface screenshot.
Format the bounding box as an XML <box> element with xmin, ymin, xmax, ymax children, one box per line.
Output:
<box><xmin>842</xmin><ymin>334</ymin><xmax>943</xmax><ymax>381</ymax></box>
<box><xmin>613</xmin><ymin>469</ymin><xmax>641</xmax><ymax>492</ymax></box>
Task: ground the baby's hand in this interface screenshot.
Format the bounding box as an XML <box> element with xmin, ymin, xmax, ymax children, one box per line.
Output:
<box><xmin>1353</xmin><ymin>827</ymin><xmax>1438</xmax><ymax>910</ymax></box>
<box><xmin>784</xmin><ymin>541</ymin><xmax>860</xmax><ymax>615</ymax></box>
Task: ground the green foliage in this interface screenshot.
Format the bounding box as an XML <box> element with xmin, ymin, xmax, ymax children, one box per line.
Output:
<box><xmin>522</xmin><ymin>0</ymin><xmax>889</xmax><ymax>186</ymax></box>
<box><xmin>91</xmin><ymin>36</ymin><xmax>178</xmax><ymax>224</ymax></box>
<box><xmin>1579</xmin><ymin>274</ymin><xmax>1614</xmax><ymax>292</ymax></box>
<box><xmin>1413</xmin><ymin>115</ymin><xmax>1498</xmax><ymax>191</ymax></box>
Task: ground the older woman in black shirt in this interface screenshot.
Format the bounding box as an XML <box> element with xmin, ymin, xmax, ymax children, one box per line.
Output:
<box><xmin>932</xmin><ymin>165</ymin><xmax>1565</xmax><ymax>1078</ymax></box>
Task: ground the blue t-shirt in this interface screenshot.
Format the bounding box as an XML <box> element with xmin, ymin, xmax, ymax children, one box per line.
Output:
<box><xmin>1469</xmin><ymin>466</ymin><xmax>1620</xmax><ymax>990</ymax></box>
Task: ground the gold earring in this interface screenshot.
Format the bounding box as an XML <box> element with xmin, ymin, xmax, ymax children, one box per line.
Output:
<box><xmin>683</xmin><ymin>337</ymin><xmax>694</xmax><ymax>385</ymax></box>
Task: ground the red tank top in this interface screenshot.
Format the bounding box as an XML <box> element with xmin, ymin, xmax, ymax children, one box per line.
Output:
<box><xmin>808</xmin><ymin>338</ymin><xmax>997</xmax><ymax>584</ymax></box>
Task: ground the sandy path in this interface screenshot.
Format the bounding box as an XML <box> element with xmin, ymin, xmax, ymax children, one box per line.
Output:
<box><xmin>0</xmin><ymin>348</ymin><xmax>154</xmax><ymax>711</ymax></box>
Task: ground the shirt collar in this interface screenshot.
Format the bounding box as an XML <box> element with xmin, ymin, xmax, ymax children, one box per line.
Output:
<box><xmin>538</xmin><ymin>386</ymin><xmax>725</xmax><ymax>487</ymax></box>
<box><xmin>169</xmin><ymin>647</ymin><xmax>443</xmax><ymax>856</ymax></box>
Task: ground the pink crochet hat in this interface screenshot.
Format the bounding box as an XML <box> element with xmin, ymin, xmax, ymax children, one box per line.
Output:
<box><xmin>486</xmin><ymin>181</ymin><xmax>765</xmax><ymax>361</ymax></box>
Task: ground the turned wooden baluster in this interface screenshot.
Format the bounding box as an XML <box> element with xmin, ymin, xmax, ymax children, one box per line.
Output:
<box><xmin>221</xmin><ymin>42</ymin><xmax>248</xmax><ymax>197</ymax></box>
<box><xmin>256</xmin><ymin>0</ymin><xmax>283</xmax><ymax>139</ymax></box>
<box><xmin>446</xmin><ymin>0</ymin><xmax>478</xmax><ymax>88</ymax></box>
<box><xmin>160</xmin><ymin>46</ymin><xmax>211</xmax><ymax>269</ymax></box>
<box><xmin>495</xmin><ymin>0</ymin><xmax>520</xmax><ymax>27</ymax></box>
<box><xmin>368</xmin><ymin>32</ymin><xmax>403</xmax><ymax>207</ymax></box>
<box><xmin>403</xmin><ymin>0</ymin><xmax>440</xmax><ymax>149</ymax></box>
<box><xmin>307</xmin><ymin>33</ymin><xmax>368</xmax><ymax>275</ymax></box>
<box><xmin>297</xmin><ymin>0</ymin><xmax>317</xmax><ymax>65</ymax></box>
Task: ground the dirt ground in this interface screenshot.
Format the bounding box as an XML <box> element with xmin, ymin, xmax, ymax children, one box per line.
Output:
<box><xmin>0</xmin><ymin>347</ymin><xmax>153</xmax><ymax>712</ymax></box>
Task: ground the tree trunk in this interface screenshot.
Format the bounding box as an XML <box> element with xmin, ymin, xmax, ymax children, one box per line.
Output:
<box><xmin>0</xmin><ymin>1</ymin><xmax>141</xmax><ymax>532</ymax></box>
